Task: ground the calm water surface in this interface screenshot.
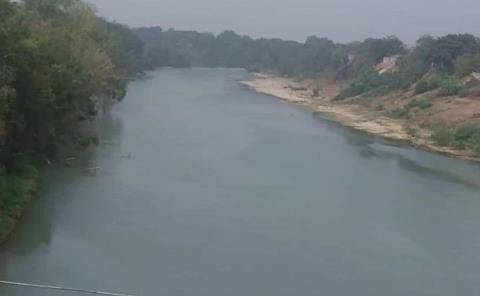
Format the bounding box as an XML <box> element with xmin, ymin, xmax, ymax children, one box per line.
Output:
<box><xmin>1</xmin><ymin>68</ymin><xmax>480</xmax><ymax>296</ymax></box>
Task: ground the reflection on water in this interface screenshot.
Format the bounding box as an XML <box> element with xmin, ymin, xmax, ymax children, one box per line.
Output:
<box><xmin>0</xmin><ymin>198</ymin><xmax>53</xmax><ymax>257</ymax></box>
<box><xmin>356</xmin><ymin>144</ymin><xmax>480</xmax><ymax>189</ymax></box>
<box><xmin>314</xmin><ymin>113</ymin><xmax>480</xmax><ymax>189</ymax></box>
<box><xmin>1</xmin><ymin>68</ymin><xmax>480</xmax><ymax>296</ymax></box>
<box><xmin>0</xmin><ymin>112</ymin><xmax>126</xmax><ymax>286</ymax></box>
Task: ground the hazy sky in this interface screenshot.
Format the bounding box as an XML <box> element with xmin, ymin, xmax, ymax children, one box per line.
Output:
<box><xmin>86</xmin><ymin>0</ymin><xmax>480</xmax><ymax>43</ymax></box>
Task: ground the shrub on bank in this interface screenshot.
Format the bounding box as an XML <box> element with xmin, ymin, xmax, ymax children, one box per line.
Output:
<box><xmin>471</xmin><ymin>135</ymin><xmax>480</xmax><ymax>156</ymax></box>
<box><xmin>414</xmin><ymin>78</ymin><xmax>440</xmax><ymax>95</ymax></box>
<box><xmin>454</xmin><ymin>125</ymin><xmax>480</xmax><ymax>142</ymax></box>
<box><xmin>407</xmin><ymin>98</ymin><xmax>433</xmax><ymax>110</ymax></box>
<box><xmin>431</xmin><ymin>127</ymin><xmax>453</xmax><ymax>146</ymax></box>
<box><xmin>0</xmin><ymin>155</ymin><xmax>38</xmax><ymax>242</ymax></box>
<box><xmin>453</xmin><ymin>125</ymin><xmax>480</xmax><ymax>155</ymax></box>
<box><xmin>438</xmin><ymin>76</ymin><xmax>463</xmax><ymax>96</ymax></box>
<box><xmin>390</xmin><ymin>107</ymin><xmax>410</xmax><ymax>119</ymax></box>
<box><xmin>429</xmin><ymin>125</ymin><xmax>480</xmax><ymax>155</ymax></box>
<box><xmin>334</xmin><ymin>69</ymin><xmax>401</xmax><ymax>100</ymax></box>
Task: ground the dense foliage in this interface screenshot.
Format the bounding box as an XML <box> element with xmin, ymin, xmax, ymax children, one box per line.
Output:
<box><xmin>0</xmin><ymin>0</ymin><xmax>145</xmax><ymax>238</ymax></box>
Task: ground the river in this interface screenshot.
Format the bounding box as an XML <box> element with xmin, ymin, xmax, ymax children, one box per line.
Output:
<box><xmin>1</xmin><ymin>68</ymin><xmax>480</xmax><ymax>296</ymax></box>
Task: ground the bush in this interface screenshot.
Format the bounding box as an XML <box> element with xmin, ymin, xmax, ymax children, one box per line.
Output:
<box><xmin>468</xmin><ymin>132</ymin><xmax>480</xmax><ymax>152</ymax></box>
<box><xmin>454</xmin><ymin>125</ymin><xmax>480</xmax><ymax>142</ymax></box>
<box><xmin>364</xmin><ymin>85</ymin><xmax>391</xmax><ymax>97</ymax></box>
<box><xmin>430</xmin><ymin>125</ymin><xmax>480</xmax><ymax>155</ymax></box>
<box><xmin>334</xmin><ymin>83</ymin><xmax>369</xmax><ymax>100</ymax></box>
<box><xmin>418</xmin><ymin>100</ymin><xmax>433</xmax><ymax>110</ymax></box>
<box><xmin>334</xmin><ymin>69</ymin><xmax>401</xmax><ymax>100</ymax></box>
<box><xmin>388</xmin><ymin>99</ymin><xmax>432</xmax><ymax>119</ymax></box>
<box><xmin>0</xmin><ymin>174</ymin><xmax>36</xmax><ymax>219</ymax></box>
<box><xmin>431</xmin><ymin>127</ymin><xmax>453</xmax><ymax>146</ymax></box>
<box><xmin>9</xmin><ymin>155</ymin><xmax>39</xmax><ymax>178</ymax></box>
<box><xmin>406</xmin><ymin>98</ymin><xmax>432</xmax><ymax>110</ymax></box>
<box><xmin>334</xmin><ymin>68</ymin><xmax>388</xmax><ymax>100</ymax></box>
<box><xmin>453</xmin><ymin>125</ymin><xmax>480</xmax><ymax>155</ymax></box>
<box><xmin>414</xmin><ymin>80</ymin><xmax>430</xmax><ymax>95</ymax></box>
<box><xmin>438</xmin><ymin>76</ymin><xmax>462</xmax><ymax>96</ymax></box>
<box><xmin>0</xmin><ymin>157</ymin><xmax>38</xmax><ymax>239</ymax></box>
<box><xmin>405</xmin><ymin>125</ymin><xmax>417</xmax><ymax>138</ymax></box>
<box><xmin>455</xmin><ymin>53</ymin><xmax>480</xmax><ymax>77</ymax></box>
<box><xmin>414</xmin><ymin>79</ymin><xmax>440</xmax><ymax>95</ymax></box>
<box><xmin>390</xmin><ymin>107</ymin><xmax>410</xmax><ymax>119</ymax></box>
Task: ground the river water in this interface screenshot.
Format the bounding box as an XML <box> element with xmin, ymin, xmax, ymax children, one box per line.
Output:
<box><xmin>1</xmin><ymin>68</ymin><xmax>480</xmax><ymax>296</ymax></box>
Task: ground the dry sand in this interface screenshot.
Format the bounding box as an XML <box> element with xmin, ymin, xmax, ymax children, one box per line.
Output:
<box><xmin>242</xmin><ymin>73</ymin><xmax>480</xmax><ymax>162</ymax></box>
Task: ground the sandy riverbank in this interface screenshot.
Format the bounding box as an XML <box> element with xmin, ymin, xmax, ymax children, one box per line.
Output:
<box><xmin>242</xmin><ymin>73</ymin><xmax>480</xmax><ymax>162</ymax></box>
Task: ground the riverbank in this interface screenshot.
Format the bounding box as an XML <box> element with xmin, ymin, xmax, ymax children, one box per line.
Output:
<box><xmin>0</xmin><ymin>171</ymin><xmax>38</xmax><ymax>244</ymax></box>
<box><xmin>242</xmin><ymin>73</ymin><xmax>480</xmax><ymax>162</ymax></box>
<box><xmin>0</xmin><ymin>120</ymin><xmax>106</xmax><ymax>245</ymax></box>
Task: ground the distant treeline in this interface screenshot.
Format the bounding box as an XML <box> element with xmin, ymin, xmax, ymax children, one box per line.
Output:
<box><xmin>136</xmin><ymin>27</ymin><xmax>480</xmax><ymax>99</ymax></box>
<box><xmin>136</xmin><ymin>27</ymin><xmax>405</xmax><ymax>77</ymax></box>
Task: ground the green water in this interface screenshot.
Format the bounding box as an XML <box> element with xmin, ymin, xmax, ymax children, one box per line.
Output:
<box><xmin>1</xmin><ymin>68</ymin><xmax>480</xmax><ymax>296</ymax></box>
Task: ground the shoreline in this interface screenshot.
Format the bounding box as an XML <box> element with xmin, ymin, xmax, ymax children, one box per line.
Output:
<box><xmin>0</xmin><ymin>174</ymin><xmax>38</xmax><ymax>245</ymax></box>
<box><xmin>242</xmin><ymin>73</ymin><xmax>480</xmax><ymax>163</ymax></box>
